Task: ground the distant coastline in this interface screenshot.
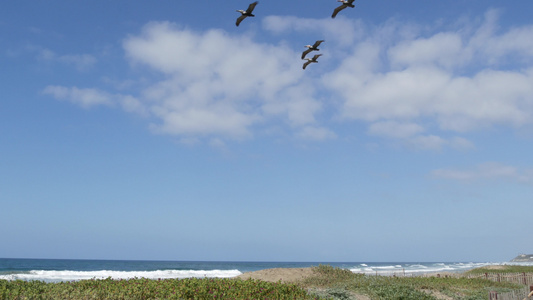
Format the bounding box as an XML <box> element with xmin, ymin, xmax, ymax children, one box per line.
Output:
<box><xmin>511</xmin><ymin>254</ymin><xmax>533</xmax><ymax>262</ymax></box>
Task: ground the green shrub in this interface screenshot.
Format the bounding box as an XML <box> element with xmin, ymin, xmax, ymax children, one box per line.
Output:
<box><xmin>302</xmin><ymin>265</ymin><xmax>524</xmax><ymax>300</ymax></box>
<box><xmin>2</xmin><ymin>265</ymin><xmax>529</xmax><ymax>300</ymax></box>
<box><xmin>465</xmin><ymin>265</ymin><xmax>533</xmax><ymax>275</ymax></box>
<box><xmin>0</xmin><ymin>277</ymin><xmax>323</xmax><ymax>299</ymax></box>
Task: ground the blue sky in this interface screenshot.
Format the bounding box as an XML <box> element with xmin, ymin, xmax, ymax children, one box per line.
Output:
<box><xmin>2</xmin><ymin>0</ymin><xmax>533</xmax><ymax>262</ymax></box>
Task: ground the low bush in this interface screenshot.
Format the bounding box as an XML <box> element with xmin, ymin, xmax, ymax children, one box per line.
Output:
<box><xmin>0</xmin><ymin>277</ymin><xmax>323</xmax><ymax>299</ymax></box>
<box><xmin>301</xmin><ymin>265</ymin><xmax>524</xmax><ymax>300</ymax></box>
<box><xmin>464</xmin><ymin>265</ymin><xmax>533</xmax><ymax>275</ymax></box>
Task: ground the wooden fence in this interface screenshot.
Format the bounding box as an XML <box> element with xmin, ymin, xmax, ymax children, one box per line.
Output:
<box><xmin>468</xmin><ymin>272</ymin><xmax>533</xmax><ymax>286</ymax></box>
<box><xmin>376</xmin><ymin>271</ymin><xmax>533</xmax><ymax>286</ymax></box>
<box><xmin>488</xmin><ymin>286</ymin><xmax>533</xmax><ymax>300</ymax></box>
<box><xmin>465</xmin><ymin>273</ymin><xmax>533</xmax><ymax>300</ymax></box>
<box><xmin>367</xmin><ymin>271</ymin><xmax>533</xmax><ymax>299</ymax></box>
<box><xmin>444</xmin><ymin>272</ymin><xmax>533</xmax><ymax>300</ymax></box>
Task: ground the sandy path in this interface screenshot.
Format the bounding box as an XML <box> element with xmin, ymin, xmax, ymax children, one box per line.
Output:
<box><xmin>235</xmin><ymin>267</ymin><xmax>315</xmax><ymax>283</ymax></box>
<box><xmin>235</xmin><ymin>267</ymin><xmax>459</xmax><ymax>299</ymax></box>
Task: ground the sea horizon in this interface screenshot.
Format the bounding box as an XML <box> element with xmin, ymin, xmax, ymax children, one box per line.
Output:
<box><xmin>2</xmin><ymin>257</ymin><xmax>529</xmax><ymax>282</ymax></box>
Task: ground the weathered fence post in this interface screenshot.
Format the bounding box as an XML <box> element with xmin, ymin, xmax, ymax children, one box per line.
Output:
<box><xmin>488</xmin><ymin>290</ymin><xmax>498</xmax><ymax>300</ymax></box>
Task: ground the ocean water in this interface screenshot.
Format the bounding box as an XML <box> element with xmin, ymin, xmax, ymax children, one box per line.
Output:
<box><xmin>0</xmin><ymin>258</ymin><xmax>527</xmax><ymax>282</ymax></box>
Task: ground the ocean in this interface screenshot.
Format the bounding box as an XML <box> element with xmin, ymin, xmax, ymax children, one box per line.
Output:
<box><xmin>0</xmin><ymin>258</ymin><xmax>523</xmax><ymax>282</ymax></box>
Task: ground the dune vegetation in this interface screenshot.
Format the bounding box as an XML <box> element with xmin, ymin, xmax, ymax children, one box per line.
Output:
<box><xmin>0</xmin><ymin>276</ymin><xmax>321</xmax><ymax>299</ymax></box>
<box><xmin>2</xmin><ymin>265</ymin><xmax>533</xmax><ymax>299</ymax></box>
<box><xmin>302</xmin><ymin>264</ymin><xmax>531</xmax><ymax>300</ymax></box>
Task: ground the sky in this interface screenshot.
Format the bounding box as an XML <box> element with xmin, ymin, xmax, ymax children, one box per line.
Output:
<box><xmin>1</xmin><ymin>0</ymin><xmax>533</xmax><ymax>263</ymax></box>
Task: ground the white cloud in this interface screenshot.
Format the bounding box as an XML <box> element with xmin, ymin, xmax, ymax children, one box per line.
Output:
<box><xmin>58</xmin><ymin>54</ymin><xmax>97</xmax><ymax>71</ymax></box>
<box><xmin>119</xmin><ymin>21</ymin><xmax>326</xmax><ymax>140</ymax></box>
<box><xmin>262</xmin><ymin>16</ymin><xmax>363</xmax><ymax>47</ymax></box>
<box><xmin>467</xmin><ymin>10</ymin><xmax>533</xmax><ymax>65</ymax></box>
<box><xmin>149</xmin><ymin>102</ymin><xmax>259</xmax><ymax>139</ymax></box>
<box><xmin>38</xmin><ymin>48</ymin><xmax>96</xmax><ymax>71</ymax></box>
<box><xmin>119</xmin><ymin>95</ymin><xmax>149</xmax><ymax>117</ymax></box>
<box><xmin>406</xmin><ymin>135</ymin><xmax>447</xmax><ymax>151</ymax></box>
<box><xmin>42</xmin><ymin>86</ymin><xmax>148</xmax><ymax>117</ymax></box>
<box><xmin>368</xmin><ymin>121</ymin><xmax>424</xmax><ymax>139</ymax></box>
<box><xmin>432</xmin><ymin>162</ymin><xmax>533</xmax><ymax>184</ymax></box>
<box><xmin>40</xmin><ymin>22</ymin><xmax>330</xmax><ymax>141</ymax></box>
<box><xmin>296</xmin><ymin>126</ymin><xmax>337</xmax><ymax>141</ymax></box>
<box><xmin>448</xmin><ymin>137</ymin><xmax>475</xmax><ymax>151</ymax></box>
<box><xmin>43</xmin><ymin>11</ymin><xmax>533</xmax><ymax>148</ymax></box>
<box><xmin>367</xmin><ymin>121</ymin><xmax>474</xmax><ymax>151</ymax></box>
<box><xmin>388</xmin><ymin>32</ymin><xmax>463</xmax><ymax>69</ymax></box>
<box><xmin>42</xmin><ymin>86</ymin><xmax>113</xmax><ymax>109</ymax></box>
<box><xmin>324</xmin><ymin>10</ymin><xmax>533</xmax><ymax>137</ymax></box>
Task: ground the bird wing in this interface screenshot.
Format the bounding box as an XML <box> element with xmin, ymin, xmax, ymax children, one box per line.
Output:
<box><xmin>331</xmin><ymin>4</ymin><xmax>347</xmax><ymax>18</ymax></box>
<box><xmin>303</xmin><ymin>60</ymin><xmax>312</xmax><ymax>70</ymax></box>
<box><xmin>312</xmin><ymin>54</ymin><xmax>323</xmax><ymax>61</ymax></box>
<box><xmin>347</xmin><ymin>0</ymin><xmax>355</xmax><ymax>4</ymax></box>
<box><xmin>301</xmin><ymin>48</ymin><xmax>313</xmax><ymax>59</ymax></box>
<box><xmin>313</xmin><ymin>40</ymin><xmax>325</xmax><ymax>48</ymax></box>
<box><xmin>236</xmin><ymin>15</ymin><xmax>247</xmax><ymax>26</ymax></box>
<box><xmin>246</xmin><ymin>1</ymin><xmax>259</xmax><ymax>13</ymax></box>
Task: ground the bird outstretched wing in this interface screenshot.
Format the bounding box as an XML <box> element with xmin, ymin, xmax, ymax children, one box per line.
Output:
<box><xmin>332</xmin><ymin>4</ymin><xmax>347</xmax><ymax>18</ymax></box>
<box><xmin>246</xmin><ymin>1</ymin><xmax>259</xmax><ymax>14</ymax></box>
<box><xmin>236</xmin><ymin>15</ymin><xmax>247</xmax><ymax>26</ymax></box>
<box><xmin>312</xmin><ymin>54</ymin><xmax>323</xmax><ymax>60</ymax></box>
<box><xmin>301</xmin><ymin>48</ymin><xmax>313</xmax><ymax>59</ymax></box>
<box><xmin>313</xmin><ymin>40</ymin><xmax>325</xmax><ymax>48</ymax></box>
<box><xmin>303</xmin><ymin>61</ymin><xmax>312</xmax><ymax>70</ymax></box>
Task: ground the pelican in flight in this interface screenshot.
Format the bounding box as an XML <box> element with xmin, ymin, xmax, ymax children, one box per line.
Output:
<box><xmin>331</xmin><ymin>0</ymin><xmax>355</xmax><ymax>18</ymax></box>
<box><xmin>303</xmin><ymin>54</ymin><xmax>322</xmax><ymax>70</ymax></box>
<box><xmin>236</xmin><ymin>1</ymin><xmax>259</xmax><ymax>26</ymax></box>
<box><xmin>301</xmin><ymin>40</ymin><xmax>325</xmax><ymax>59</ymax></box>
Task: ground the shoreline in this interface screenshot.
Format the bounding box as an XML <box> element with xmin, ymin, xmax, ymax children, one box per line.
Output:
<box><xmin>235</xmin><ymin>263</ymin><xmax>526</xmax><ymax>283</ymax></box>
<box><xmin>234</xmin><ymin>266</ymin><xmax>481</xmax><ymax>283</ymax></box>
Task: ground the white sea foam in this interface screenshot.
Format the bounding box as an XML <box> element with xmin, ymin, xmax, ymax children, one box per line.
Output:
<box><xmin>373</xmin><ymin>265</ymin><xmax>400</xmax><ymax>270</ymax></box>
<box><xmin>0</xmin><ymin>269</ymin><xmax>243</xmax><ymax>282</ymax></box>
<box><xmin>348</xmin><ymin>262</ymin><xmax>518</xmax><ymax>275</ymax></box>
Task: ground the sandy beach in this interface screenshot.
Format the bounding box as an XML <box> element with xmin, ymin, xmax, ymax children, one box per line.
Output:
<box><xmin>235</xmin><ymin>267</ymin><xmax>469</xmax><ymax>283</ymax></box>
<box><xmin>235</xmin><ymin>267</ymin><xmax>316</xmax><ymax>283</ymax></box>
<box><xmin>235</xmin><ymin>267</ymin><xmax>462</xmax><ymax>300</ymax></box>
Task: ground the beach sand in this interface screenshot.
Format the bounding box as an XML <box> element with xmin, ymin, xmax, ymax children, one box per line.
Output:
<box><xmin>235</xmin><ymin>267</ymin><xmax>315</xmax><ymax>283</ymax></box>
<box><xmin>235</xmin><ymin>267</ymin><xmax>373</xmax><ymax>300</ymax></box>
<box><xmin>235</xmin><ymin>267</ymin><xmax>457</xmax><ymax>300</ymax></box>
<box><xmin>235</xmin><ymin>267</ymin><xmax>465</xmax><ymax>283</ymax></box>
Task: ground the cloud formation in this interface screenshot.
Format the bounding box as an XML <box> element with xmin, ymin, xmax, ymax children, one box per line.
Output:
<box><xmin>124</xmin><ymin>22</ymin><xmax>330</xmax><ymax>141</ymax></box>
<box><xmin>43</xmin><ymin>86</ymin><xmax>113</xmax><ymax>109</ymax></box>
<box><xmin>324</xmin><ymin>11</ymin><xmax>533</xmax><ymax>133</ymax></box>
<box><xmin>42</xmin><ymin>85</ymin><xmax>147</xmax><ymax>116</ymax></box>
<box><xmin>432</xmin><ymin>162</ymin><xmax>533</xmax><ymax>184</ymax></box>
<box><xmin>43</xmin><ymin>10</ymin><xmax>533</xmax><ymax>148</ymax></box>
<box><xmin>38</xmin><ymin>48</ymin><xmax>97</xmax><ymax>71</ymax></box>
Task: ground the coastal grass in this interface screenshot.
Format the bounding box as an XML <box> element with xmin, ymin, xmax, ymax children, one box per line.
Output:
<box><xmin>2</xmin><ymin>265</ymin><xmax>533</xmax><ymax>299</ymax></box>
<box><xmin>301</xmin><ymin>264</ymin><xmax>525</xmax><ymax>300</ymax></box>
<box><xmin>0</xmin><ymin>277</ymin><xmax>323</xmax><ymax>300</ymax></box>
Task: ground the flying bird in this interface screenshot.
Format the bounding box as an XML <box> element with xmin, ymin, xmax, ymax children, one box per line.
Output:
<box><xmin>331</xmin><ymin>0</ymin><xmax>355</xmax><ymax>18</ymax></box>
<box><xmin>301</xmin><ymin>40</ymin><xmax>325</xmax><ymax>59</ymax></box>
<box><xmin>236</xmin><ymin>1</ymin><xmax>259</xmax><ymax>26</ymax></box>
<box><xmin>303</xmin><ymin>54</ymin><xmax>322</xmax><ymax>70</ymax></box>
